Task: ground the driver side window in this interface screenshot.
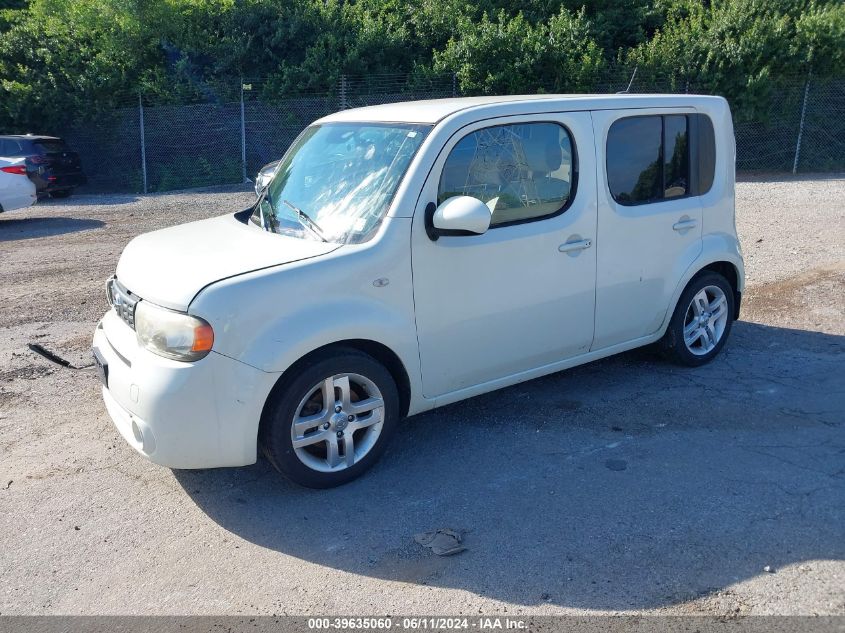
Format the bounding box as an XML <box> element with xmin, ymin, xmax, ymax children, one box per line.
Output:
<box><xmin>438</xmin><ymin>122</ymin><xmax>576</xmax><ymax>226</ymax></box>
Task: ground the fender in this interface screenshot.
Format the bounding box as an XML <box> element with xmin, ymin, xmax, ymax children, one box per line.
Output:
<box><xmin>188</xmin><ymin>217</ymin><xmax>427</xmax><ymax>416</ymax></box>
<box><xmin>243</xmin><ymin>298</ymin><xmax>424</xmax><ymax>411</ymax></box>
<box><xmin>658</xmin><ymin>232</ymin><xmax>745</xmax><ymax>336</ymax></box>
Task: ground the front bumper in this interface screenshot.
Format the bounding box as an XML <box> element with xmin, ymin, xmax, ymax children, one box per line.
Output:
<box><xmin>93</xmin><ymin>310</ymin><xmax>279</xmax><ymax>469</ymax></box>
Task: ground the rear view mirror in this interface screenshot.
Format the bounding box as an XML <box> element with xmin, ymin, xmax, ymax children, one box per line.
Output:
<box><xmin>424</xmin><ymin>196</ymin><xmax>492</xmax><ymax>241</ymax></box>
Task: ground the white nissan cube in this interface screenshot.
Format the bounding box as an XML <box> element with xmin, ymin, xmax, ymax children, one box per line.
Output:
<box><xmin>93</xmin><ymin>94</ymin><xmax>744</xmax><ymax>488</ymax></box>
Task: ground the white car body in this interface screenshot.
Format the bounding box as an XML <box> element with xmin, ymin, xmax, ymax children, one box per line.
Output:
<box><xmin>0</xmin><ymin>157</ymin><xmax>37</xmax><ymax>213</ymax></box>
<box><xmin>94</xmin><ymin>94</ymin><xmax>743</xmax><ymax>471</ymax></box>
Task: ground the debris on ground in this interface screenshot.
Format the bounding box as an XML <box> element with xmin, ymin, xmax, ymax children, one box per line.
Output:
<box><xmin>764</xmin><ymin>565</ymin><xmax>775</xmax><ymax>573</ymax></box>
<box><xmin>2</xmin><ymin>480</ymin><xmax>11</xmax><ymax>490</ymax></box>
<box><xmin>605</xmin><ymin>459</ymin><xmax>628</xmax><ymax>471</ymax></box>
<box><xmin>27</xmin><ymin>343</ymin><xmax>94</xmax><ymax>370</ymax></box>
<box><xmin>414</xmin><ymin>529</ymin><xmax>466</xmax><ymax>556</ymax></box>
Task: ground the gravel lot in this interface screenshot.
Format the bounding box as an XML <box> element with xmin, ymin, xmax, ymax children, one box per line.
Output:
<box><xmin>0</xmin><ymin>176</ymin><xmax>843</xmax><ymax>616</ymax></box>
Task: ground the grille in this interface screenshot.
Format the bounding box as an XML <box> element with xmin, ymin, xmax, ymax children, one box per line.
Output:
<box><xmin>106</xmin><ymin>277</ymin><xmax>139</xmax><ymax>330</ymax></box>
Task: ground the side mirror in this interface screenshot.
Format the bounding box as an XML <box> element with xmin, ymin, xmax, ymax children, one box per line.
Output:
<box><xmin>424</xmin><ymin>196</ymin><xmax>492</xmax><ymax>241</ymax></box>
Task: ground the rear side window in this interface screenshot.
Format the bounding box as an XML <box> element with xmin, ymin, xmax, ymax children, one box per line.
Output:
<box><xmin>439</xmin><ymin>122</ymin><xmax>576</xmax><ymax>227</ymax></box>
<box><xmin>606</xmin><ymin>113</ymin><xmax>715</xmax><ymax>205</ymax></box>
<box><xmin>691</xmin><ymin>114</ymin><xmax>716</xmax><ymax>194</ymax></box>
<box><xmin>34</xmin><ymin>139</ymin><xmax>69</xmax><ymax>153</ymax></box>
<box><xmin>0</xmin><ymin>139</ymin><xmax>24</xmax><ymax>156</ymax></box>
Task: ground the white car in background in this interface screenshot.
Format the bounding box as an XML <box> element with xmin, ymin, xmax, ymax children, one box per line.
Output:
<box><xmin>0</xmin><ymin>157</ymin><xmax>37</xmax><ymax>213</ymax></box>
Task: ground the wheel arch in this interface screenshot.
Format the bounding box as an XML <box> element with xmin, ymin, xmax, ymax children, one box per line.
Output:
<box><xmin>257</xmin><ymin>338</ymin><xmax>413</xmax><ymax>441</ymax></box>
<box><xmin>699</xmin><ymin>260</ymin><xmax>742</xmax><ymax>319</ymax></box>
<box><xmin>662</xmin><ymin>247</ymin><xmax>744</xmax><ymax>337</ymax></box>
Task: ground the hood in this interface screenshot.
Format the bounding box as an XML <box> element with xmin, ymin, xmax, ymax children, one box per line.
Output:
<box><xmin>116</xmin><ymin>213</ymin><xmax>340</xmax><ymax>311</ymax></box>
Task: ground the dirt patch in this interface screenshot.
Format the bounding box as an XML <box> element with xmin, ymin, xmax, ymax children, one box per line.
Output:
<box><xmin>743</xmin><ymin>264</ymin><xmax>845</xmax><ymax>335</ymax></box>
<box><xmin>57</xmin><ymin>332</ymin><xmax>99</xmax><ymax>353</ymax></box>
<box><xmin>0</xmin><ymin>388</ymin><xmax>29</xmax><ymax>408</ymax></box>
<box><xmin>0</xmin><ymin>365</ymin><xmax>54</xmax><ymax>382</ymax></box>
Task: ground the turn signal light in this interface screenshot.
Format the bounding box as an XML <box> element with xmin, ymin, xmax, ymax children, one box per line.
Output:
<box><xmin>192</xmin><ymin>323</ymin><xmax>215</xmax><ymax>353</ymax></box>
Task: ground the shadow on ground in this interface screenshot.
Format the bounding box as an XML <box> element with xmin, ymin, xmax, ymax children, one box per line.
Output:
<box><xmin>0</xmin><ymin>217</ymin><xmax>105</xmax><ymax>240</ymax></box>
<box><xmin>175</xmin><ymin>321</ymin><xmax>844</xmax><ymax>610</ymax></box>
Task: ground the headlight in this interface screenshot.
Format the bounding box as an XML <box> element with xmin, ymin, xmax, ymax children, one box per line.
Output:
<box><xmin>135</xmin><ymin>301</ymin><xmax>214</xmax><ymax>362</ymax></box>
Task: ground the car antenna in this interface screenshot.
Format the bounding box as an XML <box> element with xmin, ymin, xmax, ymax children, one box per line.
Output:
<box><xmin>616</xmin><ymin>67</ymin><xmax>638</xmax><ymax>94</ymax></box>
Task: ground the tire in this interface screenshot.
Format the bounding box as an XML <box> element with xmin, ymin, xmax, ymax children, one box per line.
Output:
<box><xmin>49</xmin><ymin>189</ymin><xmax>73</xmax><ymax>199</ymax></box>
<box><xmin>660</xmin><ymin>272</ymin><xmax>735</xmax><ymax>367</ymax></box>
<box><xmin>260</xmin><ymin>347</ymin><xmax>400</xmax><ymax>488</ymax></box>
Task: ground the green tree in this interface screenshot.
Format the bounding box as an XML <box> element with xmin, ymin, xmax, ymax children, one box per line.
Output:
<box><xmin>1</xmin><ymin>0</ymin><xmax>844</xmax><ymax>132</ymax></box>
<box><xmin>626</xmin><ymin>0</ymin><xmax>845</xmax><ymax>116</ymax></box>
<box><xmin>433</xmin><ymin>7</ymin><xmax>604</xmax><ymax>95</ymax></box>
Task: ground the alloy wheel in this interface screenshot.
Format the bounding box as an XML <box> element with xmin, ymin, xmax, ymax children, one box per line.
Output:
<box><xmin>290</xmin><ymin>373</ymin><xmax>385</xmax><ymax>472</ymax></box>
<box><xmin>682</xmin><ymin>285</ymin><xmax>729</xmax><ymax>356</ymax></box>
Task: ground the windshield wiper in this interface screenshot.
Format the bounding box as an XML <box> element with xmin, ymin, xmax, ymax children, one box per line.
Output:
<box><xmin>253</xmin><ymin>188</ymin><xmax>276</xmax><ymax>232</ymax></box>
<box><xmin>282</xmin><ymin>199</ymin><xmax>329</xmax><ymax>243</ymax></box>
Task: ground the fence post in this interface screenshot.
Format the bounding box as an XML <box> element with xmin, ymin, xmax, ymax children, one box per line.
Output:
<box><xmin>340</xmin><ymin>75</ymin><xmax>348</xmax><ymax>110</ymax></box>
<box><xmin>793</xmin><ymin>74</ymin><xmax>811</xmax><ymax>174</ymax></box>
<box><xmin>138</xmin><ymin>92</ymin><xmax>148</xmax><ymax>194</ymax></box>
<box><xmin>240</xmin><ymin>80</ymin><xmax>248</xmax><ymax>183</ymax></box>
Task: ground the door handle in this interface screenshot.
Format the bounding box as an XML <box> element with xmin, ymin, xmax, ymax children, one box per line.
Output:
<box><xmin>672</xmin><ymin>219</ymin><xmax>698</xmax><ymax>232</ymax></box>
<box><xmin>558</xmin><ymin>238</ymin><xmax>592</xmax><ymax>253</ymax></box>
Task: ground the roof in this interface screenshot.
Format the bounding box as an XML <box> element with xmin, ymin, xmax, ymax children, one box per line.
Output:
<box><xmin>317</xmin><ymin>94</ymin><xmax>725</xmax><ymax>125</ymax></box>
<box><xmin>0</xmin><ymin>134</ymin><xmax>61</xmax><ymax>141</ymax></box>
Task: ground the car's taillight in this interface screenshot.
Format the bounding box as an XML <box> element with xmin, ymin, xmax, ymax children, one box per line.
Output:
<box><xmin>0</xmin><ymin>165</ymin><xmax>27</xmax><ymax>176</ymax></box>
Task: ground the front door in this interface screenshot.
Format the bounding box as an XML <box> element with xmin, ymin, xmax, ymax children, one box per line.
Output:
<box><xmin>411</xmin><ymin>113</ymin><xmax>598</xmax><ymax>398</ymax></box>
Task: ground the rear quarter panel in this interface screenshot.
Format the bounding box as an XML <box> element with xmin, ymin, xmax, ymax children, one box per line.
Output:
<box><xmin>661</xmin><ymin>98</ymin><xmax>744</xmax><ymax>331</ymax></box>
<box><xmin>0</xmin><ymin>157</ymin><xmax>37</xmax><ymax>211</ymax></box>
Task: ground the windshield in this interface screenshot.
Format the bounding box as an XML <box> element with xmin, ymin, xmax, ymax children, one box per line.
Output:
<box><xmin>251</xmin><ymin>122</ymin><xmax>430</xmax><ymax>244</ymax></box>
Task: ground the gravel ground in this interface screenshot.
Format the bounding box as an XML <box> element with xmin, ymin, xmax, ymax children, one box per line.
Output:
<box><xmin>0</xmin><ymin>176</ymin><xmax>843</xmax><ymax>616</ymax></box>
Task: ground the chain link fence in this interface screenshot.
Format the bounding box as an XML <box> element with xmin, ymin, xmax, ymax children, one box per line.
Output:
<box><xmin>60</xmin><ymin>72</ymin><xmax>844</xmax><ymax>194</ymax></box>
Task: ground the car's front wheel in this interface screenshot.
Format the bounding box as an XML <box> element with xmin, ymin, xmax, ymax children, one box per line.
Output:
<box><xmin>260</xmin><ymin>347</ymin><xmax>400</xmax><ymax>488</ymax></box>
<box><xmin>660</xmin><ymin>271</ymin><xmax>735</xmax><ymax>367</ymax></box>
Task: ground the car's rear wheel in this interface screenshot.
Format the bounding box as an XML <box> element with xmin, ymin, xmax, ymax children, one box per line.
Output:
<box><xmin>260</xmin><ymin>347</ymin><xmax>400</xmax><ymax>488</ymax></box>
<box><xmin>660</xmin><ymin>272</ymin><xmax>735</xmax><ymax>366</ymax></box>
<box><xmin>49</xmin><ymin>189</ymin><xmax>73</xmax><ymax>199</ymax></box>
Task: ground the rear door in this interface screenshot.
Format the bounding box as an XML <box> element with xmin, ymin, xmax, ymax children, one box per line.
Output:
<box><xmin>590</xmin><ymin>109</ymin><xmax>703</xmax><ymax>350</ymax></box>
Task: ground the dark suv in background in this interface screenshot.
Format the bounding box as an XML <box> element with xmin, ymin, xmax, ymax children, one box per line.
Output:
<box><xmin>0</xmin><ymin>135</ymin><xmax>87</xmax><ymax>198</ymax></box>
